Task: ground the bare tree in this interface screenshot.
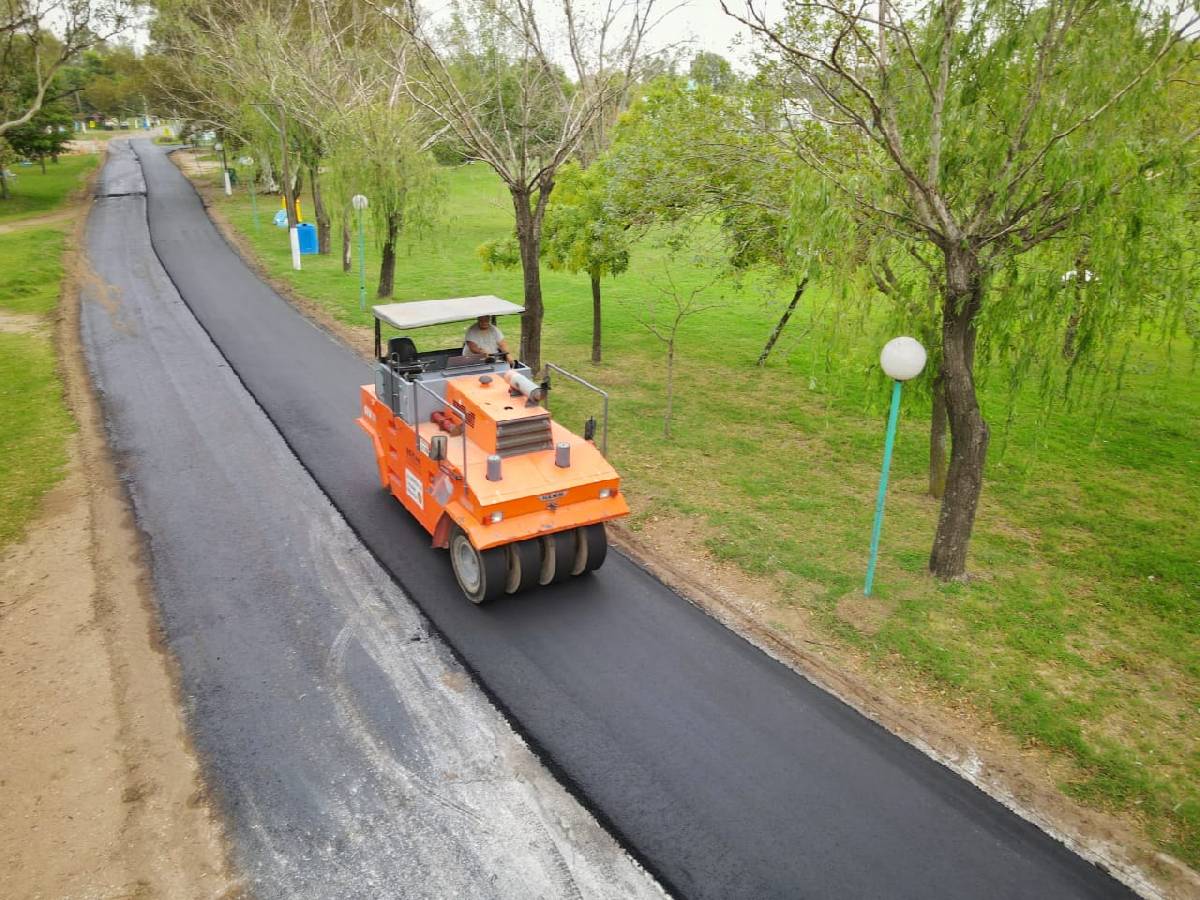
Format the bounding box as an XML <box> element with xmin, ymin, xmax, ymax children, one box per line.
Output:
<box><xmin>634</xmin><ymin>266</ymin><xmax>722</xmax><ymax>438</ymax></box>
<box><xmin>371</xmin><ymin>0</ymin><xmax>663</xmax><ymax>371</ymax></box>
<box><xmin>725</xmin><ymin>0</ymin><xmax>1200</xmax><ymax>578</ymax></box>
<box><xmin>1</xmin><ymin>0</ymin><xmax>132</xmax><ymax>136</ymax></box>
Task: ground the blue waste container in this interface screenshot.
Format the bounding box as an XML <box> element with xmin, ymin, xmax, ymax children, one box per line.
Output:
<box><xmin>296</xmin><ymin>222</ymin><xmax>318</xmax><ymax>255</ymax></box>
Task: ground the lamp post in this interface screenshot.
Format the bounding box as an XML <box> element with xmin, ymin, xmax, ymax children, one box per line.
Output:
<box><xmin>215</xmin><ymin>141</ymin><xmax>231</xmax><ymax>196</ymax></box>
<box><xmin>238</xmin><ymin>156</ymin><xmax>258</xmax><ymax>235</ymax></box>
<box><xmin>864</xmin><ymin>336</ymin><xmax>927</xmax><ymax>596</ymax></box>
<box><xmin>351</xmin><ymin>194</ymin><xmax>369</xmax><ymax>312</ymax></box>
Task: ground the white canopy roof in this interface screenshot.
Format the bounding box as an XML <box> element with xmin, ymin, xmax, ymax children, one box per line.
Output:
<box><xmin>372</xmin><ymin>296</ymin><xmax>524</xmax><ymax>330</ymax></box>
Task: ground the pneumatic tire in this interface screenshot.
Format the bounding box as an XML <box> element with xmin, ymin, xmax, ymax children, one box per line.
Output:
<box><xmin>505</xmin><ymin>538</ymin><xmax>542</xmax><ymax>595</ymax></box>
<box><xmin>450</xmin><ymin>527</ymin><xmax>506</xmax><ymax>604</ymax></box>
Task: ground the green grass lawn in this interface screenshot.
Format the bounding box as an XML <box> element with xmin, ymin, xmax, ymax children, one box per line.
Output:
<box><xmin>0</xmin><ymin>154</ymin><xmax>98</xmax><ymax>223</ymax></box>
<box><xmin>0</xmin><ymin>157</ymin><xmax>90</xmax><ymax>547</ymax></box>
<box><xmin>201</xmin><ymin>160</ymin><xmax>1199</xmax><ymax>865</ymax></box>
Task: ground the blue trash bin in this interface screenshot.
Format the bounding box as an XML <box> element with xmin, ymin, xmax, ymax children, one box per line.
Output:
<box><xmin>296</xmin><ymin>222</ymin><xmax>318</xmax><ymax>255</ymax></box>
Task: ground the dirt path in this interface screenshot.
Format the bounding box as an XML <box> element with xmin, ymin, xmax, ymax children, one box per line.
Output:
<box><xmin>0</xmin><ymin>208</ymin><xmax>79</xmax><ymax>235</ymax></box>
<box><xmin>0</xmin><ymin>169</ymin><xmax>237</xmax><ymax>899</ymax></box>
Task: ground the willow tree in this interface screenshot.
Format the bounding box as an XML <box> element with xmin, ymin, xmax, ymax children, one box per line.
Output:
<box><xmin>326</xmin><ymin>101</ymin><xmax>442</xmax><ymax>298</ymax></box>
<box><xmin>373</xmin><ymin>0</ymin><xmax>660</xmax><ymax>372</ymax></box>
<box><xmin>728</xmin><ymin>0</ymin><xmax>1199</xmax><ymax>578</ymax></box>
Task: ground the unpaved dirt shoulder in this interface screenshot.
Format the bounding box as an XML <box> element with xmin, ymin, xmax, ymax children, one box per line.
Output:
<box><xmin>0</xmin><ymin>169</ymin><xmax>238</xmax><ymax>899</ymax></box>
<box><xmin>187</xmin><ymin>159</ymin><xmax>1197</xmax><ymax>899</ymax></box>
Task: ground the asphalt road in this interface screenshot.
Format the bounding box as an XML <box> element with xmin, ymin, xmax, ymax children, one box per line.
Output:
<box><xmin>81</xmin><ymin>140</ymin><xmax>661</xmax><ymax>899</ymax></box>
<box><xmin>88</xmin><ymin>138</ymin><xmax>1134</xmax><ymax>898</ymax></box>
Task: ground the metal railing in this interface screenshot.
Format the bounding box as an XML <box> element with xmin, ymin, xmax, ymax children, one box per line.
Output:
<box><xmin>543</xmin><ymin>363</ymin><xmax>609</xmax><ymax>457</ymax></box>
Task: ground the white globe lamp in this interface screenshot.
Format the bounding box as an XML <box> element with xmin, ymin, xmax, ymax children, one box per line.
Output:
<box><xmin>880</xmin><ymin>336</ymin><xmax>927</xmax><ymax>382</ymax></box>
<box><xmin>865</xmin><ymin>335</ymin><xmax>927</xmax><ymax>596</ymax></box>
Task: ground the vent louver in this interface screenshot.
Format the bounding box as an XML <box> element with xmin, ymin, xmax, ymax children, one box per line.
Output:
<box><xmin>495</xmin><ymin>415</ymin><xmax>553</xmax><ymax>457</ymax></box>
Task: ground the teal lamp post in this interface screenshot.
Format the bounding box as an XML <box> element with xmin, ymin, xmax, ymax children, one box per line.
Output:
<box><xmin>864</xmin><ymin>336</ymin><xmax>927</xmax><ymax>596</ymax></box>
<box><xmin>351</xmin><ymin>193</ymin><xmax>369</xmax><ymax>312</ymax></box>
<box><xmin>238</xmin><ymin>156</ymin><xmax>259</xmax><ymax>235</ymax></box>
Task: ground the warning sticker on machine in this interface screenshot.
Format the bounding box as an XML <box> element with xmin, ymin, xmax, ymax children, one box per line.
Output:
<box><xmin>405</xmin><ymin>468</ymin><xmax>424</xmax><ymax>509</ymax></box>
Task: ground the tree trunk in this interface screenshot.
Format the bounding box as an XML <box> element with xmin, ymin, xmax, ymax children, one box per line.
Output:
<box><xmin>278</xmin><ymin>109</ymin><xmax>297</xmax><ymax>229</ymax></box>
<box><xmin>260</xmin><ymin>155</ymin><xmax>277</xmax><ymax>193</ymax></box>
<box><xmin>1062</xmin><ymin>252</ymin><xmax>1087</xmax><ymax>360</ymax></box>
<box><xmin>590</xmin><ymin>269</ymin><xmax>602</xmax><ymax>363</ymax></box>
<box><xmin>377</xmin><ymin>211</ymin><xmax>401</xmax><ymax>298</ymax></box>
<box><xmin>341</xmin><ymin>211</ymin><xmax>352</xmax><ymax>273</ymax></box>
<box><xmin>310</xmin><ymin>165</ymin><xmax>330</xmax><ymax>254</ymax></box>
<box><xmin>291</xmin><ymin>166</ymin><xmax>303</xmax><ymax>219</ymax></box>
<box><xmin>511</xmin><ymin>180</ymin><xmax>553</xmax><ymax>373</ymax></box>
<box><xmin>929</xmin><ymin>247</ymin><xmax>989</xmax><ymax>579</ymax></box>
<box><xmin>757</xmin><ymin>277</ymin><xmax>809</xmax><ymax>366</ymax></box>
<box><xmin>39</xmin><ymin>155</ymin><xmax>46</xmax><ymax>174</ymax></box>
<box><xmin>664</xmin><ymin>334</ymin><xmax>676</xmax><ymax>438</ymax></box>
<box><xmin>929</xmin><ymin>372</ymin><xmax>948</xmax><ymax>498</ymax></box>
<box><xmin>0</xmin><ymin>169</ymin><xmax>8</xmax><ymax>200</ymax></box>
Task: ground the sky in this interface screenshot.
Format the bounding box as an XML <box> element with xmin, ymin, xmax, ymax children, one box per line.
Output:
<box><xmin>127</xmin><ymin>0</ymin><xmax>778</xmax><ymax>69</ymax></box>
<box><xmin>663</xmin><ymin>0</ymin><xmax>770</xmax><ymax>69</ymax></box>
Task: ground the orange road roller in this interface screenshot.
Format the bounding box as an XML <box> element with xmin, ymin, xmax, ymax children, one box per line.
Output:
<box><xmin>357</xmin><ymin>295</ymin><xmax>629</xmax><ymax>603</ymax></box>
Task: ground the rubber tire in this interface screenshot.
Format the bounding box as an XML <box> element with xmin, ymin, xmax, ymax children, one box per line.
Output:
<box><xmin>538</xmin><ymin>531</ymin><xmax>577</xmax><ymax>585</ymax></box>
<box><xmin>449</xmin><ymin>527</ymin><xmax>506</xmax><ymax>604</ymax></box>
<box><xmin>505</xmin><ymin>538</ymin><xmax>542</xmax><ymax>595</ymax></box>
<box><xmin>580</xmin><ymin>523</ymin><xmax>608</xmax><ymax>573</ymax></box>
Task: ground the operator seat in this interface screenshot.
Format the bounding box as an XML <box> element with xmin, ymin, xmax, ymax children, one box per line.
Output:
<box><xmin>387</xmin><ymin>336</ymin><xmax>422</xmax><ymax>375</ymax></box>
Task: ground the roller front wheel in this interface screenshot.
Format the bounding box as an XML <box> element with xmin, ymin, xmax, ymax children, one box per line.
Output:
<box><xmin>450</xmin><ymin>528</ymin><xmax>506</xmax><ymax>604</ymax></box>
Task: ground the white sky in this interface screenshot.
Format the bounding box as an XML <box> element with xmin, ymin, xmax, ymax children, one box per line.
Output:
<box><xmin>660</xmin><ymin>0</ymin><xmax>767</xmax><ymax>69</ymax></box>
<box><xmin>128</xmin><ymin>0</ymin><xmax>775</xmax><ymax>71</ymax></box>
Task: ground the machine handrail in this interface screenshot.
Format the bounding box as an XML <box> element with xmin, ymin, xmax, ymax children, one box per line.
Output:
<box><xmin>413</xmin><ymin>379</ymin><xmax>469</xmax><ymax>480</ymax></box>
<box><xmin>543</xmin><ymin>363</ymin><xmax>609</xmax><ymax>457</ymax></box>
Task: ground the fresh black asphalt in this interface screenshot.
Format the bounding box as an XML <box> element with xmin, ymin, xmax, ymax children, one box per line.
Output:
<box><xmin>89</xmin><ymin>138</ymin><xmax>1135</xmax><ymax>898</ymax></box>
<box><xmin>80</xmin><ymin>141</ymin><xmax>658</xmax><ymax>899</ymax></box>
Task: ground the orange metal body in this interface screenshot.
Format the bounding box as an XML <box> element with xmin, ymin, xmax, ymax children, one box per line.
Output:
<box><xmin>357</xmin><ymin>375</ymin><xmax>628</xmax><ymax>552</ymax></box>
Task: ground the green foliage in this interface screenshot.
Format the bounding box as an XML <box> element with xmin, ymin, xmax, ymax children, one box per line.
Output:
<box><xmin>541</xmin><ymin>161</ymin><xmax>630</xmax><ymax>281</ymax></box>
<box><xmin>688</xmin><ymin>51</ymin><xmax>738</xmax><ymax>93</ymax></box>
<box><xmin>477</xmin><ymin>235</ymin><xmax>520</xmax><ymax>271</ymax></box>
<box><xmin>324</xmin><ymin>103</ymin><xmax>443</xmax><ymax>250</ymax></box>
<box><xmin>7</xmin><ymin>104</ymin><xmax>73</xmax><ymax>163</ymax></box>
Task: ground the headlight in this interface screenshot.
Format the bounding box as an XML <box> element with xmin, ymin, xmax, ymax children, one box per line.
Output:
<box><xmin>598</xmin><ymin>487</ymin><xmax>612</xmax><ymax>499</ymax></box>
<box><xmin>489</xmin><ymin>510</ymin><xmax>504</xmax><ymax>523</ymax></box>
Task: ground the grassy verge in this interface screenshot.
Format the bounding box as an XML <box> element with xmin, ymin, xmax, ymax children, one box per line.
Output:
<box><xmin>0</xmin><ymin>154</ymin><xmax>94</xmax><ymax>547</ymax></box>
<box><xmin>197</xmin><ymin>160</ymin><xmax>1199</xmax><ymax>865</ymax></box>
<box><xmin>0</xmin><ymin>154</ymin><xmax>99</xmax><ymax>223</ymax></box>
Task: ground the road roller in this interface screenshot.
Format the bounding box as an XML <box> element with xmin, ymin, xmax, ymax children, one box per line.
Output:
<box><xmin>356</xmin><ymin>295</ymin><xmax>628</xmax><ymax>603</ymax></box>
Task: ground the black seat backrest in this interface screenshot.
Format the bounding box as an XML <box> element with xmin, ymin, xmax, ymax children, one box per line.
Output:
<box><xmin>388</xmin><ymin>336</ymin><xmax>418</xmax><ymax>365</ymax></box>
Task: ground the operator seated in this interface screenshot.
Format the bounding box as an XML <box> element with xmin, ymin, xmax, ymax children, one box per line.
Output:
<box><xmin>463</xmin><ymin>315</ymin><xmax>513</xmax><ymax>365</ymax></box>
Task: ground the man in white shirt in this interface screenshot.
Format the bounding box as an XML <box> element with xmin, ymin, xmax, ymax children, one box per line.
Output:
<box><xmin>463</xmin><ymin>315</ymin><xmax>513</xmax><ymax>363</ymax></box>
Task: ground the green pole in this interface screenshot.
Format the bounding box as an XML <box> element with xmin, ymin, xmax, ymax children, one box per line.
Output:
<box><xmin>865</xmin><ymin>379</ymin><xmax>903</xmax><ymax>596</ymax></box>
<box><xmin>357</xmin><ymin>208</ymin><xmax>366</xmax><ymax>312</ymax></box>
